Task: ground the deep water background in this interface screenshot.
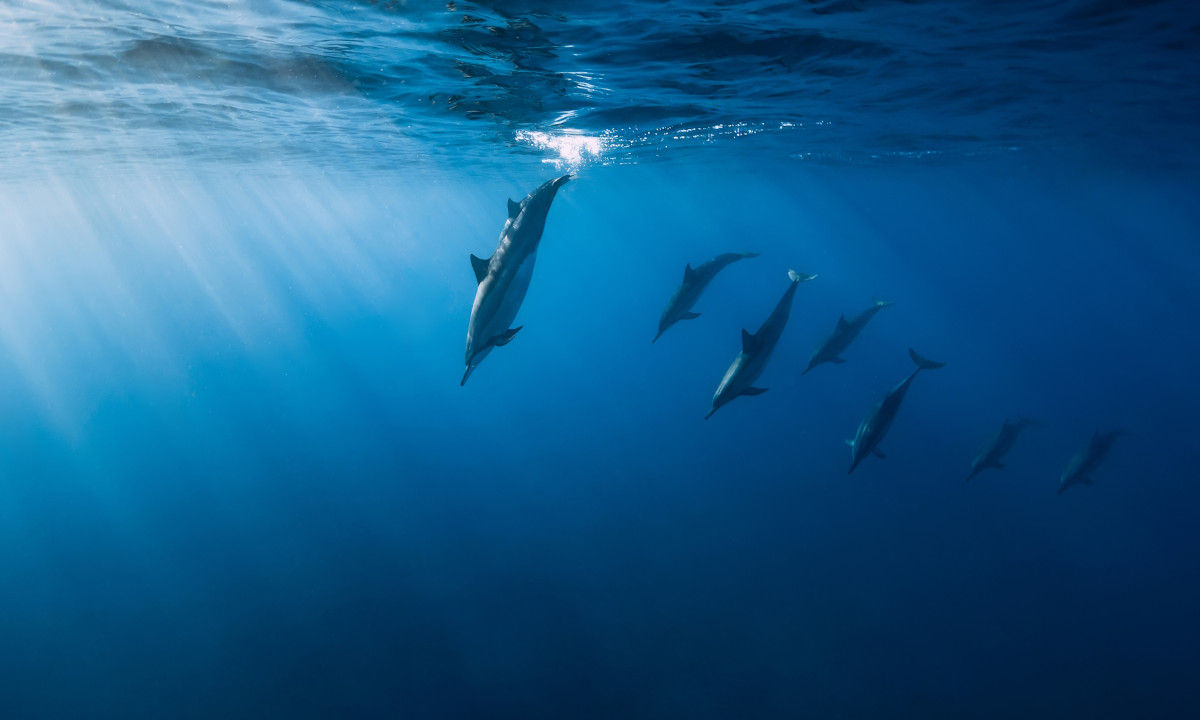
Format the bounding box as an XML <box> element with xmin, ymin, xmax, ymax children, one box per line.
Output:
<box><xmin>0</xmin><ymin>156</ymin><xmax>1197</xmax><ymax>718</ymax></box>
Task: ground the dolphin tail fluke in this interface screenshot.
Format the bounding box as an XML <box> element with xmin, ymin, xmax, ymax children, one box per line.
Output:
<box><xmin>909</xmin><ymin>348</ymin><xmax>946</xmax><ymax>370</ymax></box>
<box><xmin>787</xmin><ymin>269</ymin><xmax>818</xmax><ymax>284</ymax></box>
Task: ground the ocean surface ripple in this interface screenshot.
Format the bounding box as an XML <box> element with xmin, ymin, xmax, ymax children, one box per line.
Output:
<box><xmin>1</xmin><ymin>0</ymin><xmax>1198</xmax><ymax>169</ymax></box>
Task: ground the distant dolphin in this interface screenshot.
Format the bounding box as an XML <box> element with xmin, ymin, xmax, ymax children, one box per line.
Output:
<box><xmin>462</xmin><ymin>174</ymin><xmax>571</xmax><ymax>385</ymax></box>
<box><xmin>966</xmin><ymin>417</ymin><xmax>1038</xmax><ymax>482</ymax></box>
<box><xmin>804</xmin><ymin>299</ymin><xmax>893</xmax><ymax>373</ymax></box>
<box><xmin>654</xmin><ymin>252</ymin><xmax>759</xmax><ymax>342</ymax></box>
<box><xmin>847</xmin><ymin>348</ymin><xmax>946</xmax><ymax>473</ymax></box>
<box><xmin>1058</xmin><ymin>429</ymin><xmax>1126</xmax><ymax>495</ymax></box>
<box><xmin>706</xmin><ymin>269</ymin><xmax>817</xmax><ymax>419</ymax></box>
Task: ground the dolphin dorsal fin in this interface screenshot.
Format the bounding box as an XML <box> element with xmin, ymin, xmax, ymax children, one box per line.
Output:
<box><xmin>683</xmin><ymin>264</ymin><xmax>697</xmax><ymax>283</ymax></box>
<box><xmin>507</xmin><ymin>198</ymin><xmax>521</xmax><ymax>218</ymax></box>
<box><xmin>741</xmin><ymin>328</ymin><xmax>756</xmax><ymax>352</ymax></box>
<box><xmin>835</xmin><ymin>314</ymin><xmax>849</xmax><ymax>330</ymax></box>
<box><xmin>470</xmin><ymin>253</ymin><xmax>490</xmax><ymax>283</ymax></box>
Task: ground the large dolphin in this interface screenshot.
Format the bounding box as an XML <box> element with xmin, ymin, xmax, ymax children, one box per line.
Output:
<box><xmin>462</xmin><ymin>174</ymin><xmax>571</xmax><ymax>385</ymax></box>
<box><xmin>1058</xmin><ymin>429</ymin><xmax>1126</xmax><ymax>495</ymax></box>
<box><xmin>706</xmin><ymin>269</ymin><xmax>817</xmax><ymax>419</ymax></box>
<box><xmin>804</xmin><ymin>299</ymin><xmax>893</xmax><ymax>374</ymax></box>
<box><xmin>654</xmin><ymin>251</ymin><xmax>759</xmax><ymax>342</ymax></box>
<box><xmin>847</xmin><ymin>348</ymin><xmax>946</xmax><ymax>473</ymax></box>
<box><xmin>966</xmin><ymin>417</ymin><xmax>1038</xmax><ymax>482</ymax></box>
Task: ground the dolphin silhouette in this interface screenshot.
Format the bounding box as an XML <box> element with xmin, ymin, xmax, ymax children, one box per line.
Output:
<box><xmin>462</xmin><ymin>175</ymin><xmax>571</xmax><ymax>385</ymax></box>
<box><xmin>1058</xmin><ymin>429</ymin><xmax>1126</xmax><ymax>495</ymax></box>
<box><xmin>706</xmin><ymin>269</ymin><xmax>817</xmax><ymax>419</ymax></box>
<box><xmin>847</xmin><ymin>348</ymin><xmax>946</xmax><ymax>473</ymax></box>
<box><xmin>966</xmin><ymin>417</ymin><xmax>1039</xmax><ymax>482</ymax></box>
<box><xmin>804</xmin><ymin>299</ymin><xmax>893</xmax><ymax>374</ymax></box>
<box><xmin>654</xmin><ymin>252</ymin><xmax>759</xmax><ymax>343</ymax></box>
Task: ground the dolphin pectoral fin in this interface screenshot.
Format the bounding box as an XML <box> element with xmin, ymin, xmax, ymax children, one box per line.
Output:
<box><xmin>845</xmin><ymin>440</ymin><xmax>855</xmax><ymax>447</ymax></box>
<box><xmin>742</xmin><ymin>387</ymin><xmax>768</xmax><ymax>396</ymax></box>
<box><xmin>682</xmin><ymin>312</ymin><xmax>701</xmax><ymax>320</ymax></box>
<box><xmin>741</xmin><ymin>328</ymin><xmax>756</xmax><ymax>352</ymax></box>
<box><xmin>470</xmin><ymin>253</ymin><xmax>491</xmax><ymax>283</ymax></box>
<box><xmin>831</xmin><ymin>357</ymin><xmax>847</xmax><ymax>364</ymax></box>
<box><xmin>872</xmin><ymin>448</ymin><xmax>887</xmax><ymax>459</ymax></box>
<box><xmin>683</xmin><ymin>264</ymin><xmax>697</xmax><ymax>283</ymax></box>
<box><xmin>835</xmin><ymin>315</ymin><xmax>849</xmax><ymax>331</ymax></box>
<box><xmin>491</xmin><ymin>326</ymin><xmax>523</xmax><ymax>347</ymax></box>
<box><xmin>507</xmin><ymin>198</ymin><xmax>521</xmax><ymax>217</ymax></box>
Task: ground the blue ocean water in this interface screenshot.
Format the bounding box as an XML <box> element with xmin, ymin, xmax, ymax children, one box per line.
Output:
<box><xmin>1</xmin><ymin>1</ymin><xmax>1199</xmax><ymax>718</ymax></box>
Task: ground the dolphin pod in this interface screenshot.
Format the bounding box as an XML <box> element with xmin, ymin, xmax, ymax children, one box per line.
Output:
<box><xmin>804</xmin><ymin>299</ymin><xmax>893</xmax><ymax>374</ymax></box>
<box><xmin>655</xmin><ymin>252</ymin><xmax>759</xmax><ymax>343</ymax></box>
<box><xmin>460</xmin><ymin>175</ymin><xmax>1126</xmax><ymax>494</ymax></box>
<box><xmin>847</xmin><ymin>349</ymin><xmax>946</xmax><ymax>473</ymax></box>
<box><xmin>462</xmin><ymin>174</ymin><xmax>571</xmax><ymax>385</ymax></box>
<box><xmin>966</xmin><ymin>417</ymin><xmax>1038</xmax><ymax>482</ymax></box>
<box><xmin>707</xmin><ymin>269</ymin><xmax>817</xmax><ymax>420</ymax></box>
<box><xmin>1058</xmin><ymin>430</ymin><xmax>1126</xmax><ymax>495</ymax></box>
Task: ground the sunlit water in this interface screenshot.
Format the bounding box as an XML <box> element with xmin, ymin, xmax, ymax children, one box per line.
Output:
<box><xmin>1</xmin><ymin>2</ymin><xmax>1199</xmax><ymax>718</ymax></box>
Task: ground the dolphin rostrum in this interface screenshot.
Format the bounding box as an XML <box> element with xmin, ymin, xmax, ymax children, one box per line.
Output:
<box><xmin>462</xmin><ymin>174</ymin><xmax>571</xmax><ymax>385</ymax></box>
<box><xmin>654</xmin><ymin>251</ymin><xmax>759</xmax><ymax>342</ymax></box>
<box><xmin>966</xmin><ymin>417</ymin><xmax>1038</xmax><ymax>482</ymax></box>
<box><xmin>847</xmin><ymin>348</ymin><xmax>946</xmax><ymax>473</ymax></box>
<box><xmin>1058</xmin><ymin>429</ymin><xmax>1126</xmax><ymax>495</ymax></box>
<box><xmin>706</xmin><ymin>269</ymin><xmax>817</xmax><ymax>419</ymax></box>
<box><xmin>804</xmin><ymin>299</ymin><xmax>893</xmax><ymax>374</ymax></box>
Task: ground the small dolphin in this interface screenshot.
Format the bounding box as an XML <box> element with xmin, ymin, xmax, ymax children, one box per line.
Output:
<box><xmin>847</xmin><ymin>348</ymin><xmax>946</xmax><ymax>473</ymax></box>
<box><xmin>706</xmin><ymin>269</ymin><xmax>817</xmax><ymax>419</ymax></box>
<box><xmin>1058</xmin><ymin>429</ymin><xmax>1126</xmax><ymax>495</ymax></box>
<box><xmin>966</xmin><ymin>417</ymin><xmax>1039</xmax><ymax>482</ymax></box>
<box><xmin>462</xmin><ymin>174</ymin><xmax>571</xmax><ymax>385</ymax></box>
<box><xmin>654</xmin><ymin>251</ymin><xmax>759</xmax><ymax>342</ymax></box>
<box><xmin>804</xmin><ymin>299</ymin><xmax>893</xmax><ymax>374</ymax></box>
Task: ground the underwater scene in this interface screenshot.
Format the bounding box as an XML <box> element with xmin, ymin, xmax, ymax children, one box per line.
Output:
<box><xmin>1</xmin><ymin>1</ymin><xmax>1199</xmax><ymax>717</ymax></box>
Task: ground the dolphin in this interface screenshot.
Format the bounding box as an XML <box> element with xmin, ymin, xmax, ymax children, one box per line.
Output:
<box><xmin>462</xmin><ymin>174</ymin><xmax>571</xmax><ymax>385</ymax></box>
<box><xmin>965</xmin><ymin>417</ymin><xmax>1039</xmax><ymax>483</ymax></box>
<box><xmin>803</xmin><ymin>299</ymin><xmax>893</xmax><ymax>374</ymax></box>
<box><xmin>847</xmin><ymin>348</ymin><xmax>946</xmax><ymax>473</ymax></box>
<box><xmin>1058</xmin><ymin>429</ymin><xmax>1126</xmax><ymax>495</ymax></box>
<box><xmin>654</xmin><ymin>252</ymin><xmax>759</xmax><ymax>342</ymax></box>
<box><xmin>706</xmin><ymin>269</ymin><xmax>817</xmax><ymax>419</ymax></box>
